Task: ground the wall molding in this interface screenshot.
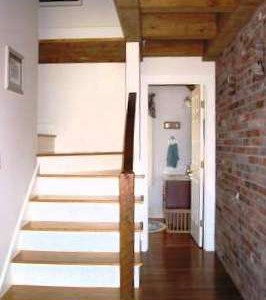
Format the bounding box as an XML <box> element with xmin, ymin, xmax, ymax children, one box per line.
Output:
<box><xmin>0</xmin><ymin>163</ymin><xmax>39</xmax><ymax>295</ymax></box>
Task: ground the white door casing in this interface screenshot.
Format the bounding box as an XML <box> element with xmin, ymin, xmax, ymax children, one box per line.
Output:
<box><xmin>190</xmin><ymin>85</ymin><xmax>204</xmax><ymax>247</ymax></box>
<box><xmin>141</xmin><ymin>62</ymin><xmax>216</xmax><ymax>251</ymax></box>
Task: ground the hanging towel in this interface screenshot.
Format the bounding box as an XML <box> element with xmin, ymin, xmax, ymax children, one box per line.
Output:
<box><xmin>167</xmin><ymin>139</ymin><xmax>179</xmax><ymax>168</ymax></box>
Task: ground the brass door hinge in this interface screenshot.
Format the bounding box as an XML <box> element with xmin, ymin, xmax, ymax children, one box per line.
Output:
<box><xmin>201</xmin><ymin>100</ymin><xmax>205</xmax><ymax>109</ymax></box>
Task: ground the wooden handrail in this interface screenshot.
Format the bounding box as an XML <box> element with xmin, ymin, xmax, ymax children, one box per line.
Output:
<box><xmin>122</xmin><ymin>93</ymin><xmax>137</xmax><ymax>173</ymax></box>
<box><xmin>120</xmin><ymin>93</ymin><xmax>137</xmax><ymax>300</ymax></box>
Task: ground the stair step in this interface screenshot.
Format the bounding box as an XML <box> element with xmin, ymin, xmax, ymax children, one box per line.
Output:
<box><xmin>37</xmin><ymin>155</ymin><xmax>123</xmax><ymax>173</ymax></box>
<box><xmin>30</xmin><ymin>195</ymin><xmax>144</xmax><ymax>203</ymax></box>
<box><xmin>37</xmin><ymin>172</ymin><xmax>145</xmax><ymax>178</ymax></box>
<box><xmin>22</xmin><ymin>221</ymin><xmax>143</xmax><ymax>232</ymax></box>
<box><xmin>27</xmin><ymin>200</ymin><xmax>143</xmax><ymax>222</ymax></box>
<box><xmin>37</xmin><ymin>152</ymin><xmax>123</xmax><ymax>157</ymax></box>
<box><xmin>35</xmin><ymin>176</ymin><xmax>144</xmax><ymax>196</ymax></box>
<box><xmin>12</xmin><ymin>251</ymin><xmax>142</xmax><ymax>267</ymax></box>
<box><xmin>19</xmin><ymin>222</ymin><xmax>143</xmax><ymax>252</ymax></box>
<box><xmin>2</xmin><ymin>285</ymin><xmax>139</xmax><ymax>300</ymax></box>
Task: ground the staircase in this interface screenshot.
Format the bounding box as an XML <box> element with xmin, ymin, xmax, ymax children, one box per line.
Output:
<box><xmin>1</xmin><ymin>94</ymin><xmax>145</xmax><ymax>300</ymax></box>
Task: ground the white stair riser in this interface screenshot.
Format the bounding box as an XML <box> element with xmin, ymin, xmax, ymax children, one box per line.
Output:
<box><xmin>36</xmin><ymin>177</ymin><xmax>144</xmax><ymax>196</ymax></box>
<box><xmin>10</xmin><ymin>264</ymin><xmax>140</xmax><ymax>288</ymax></box>
<box><xmin>27</xmin><ymin>202</ymin><xmax>143</xmax><ymax>222</ymax></box>
<box><xmin>18</xmin><ymin>231</ymin><xmax>142</xmax><ymax>252</ymax></box>
<box><xmin>38</xmin><ymin>156</ymin><xmax>122</xmax><ymax>174</ymax></box>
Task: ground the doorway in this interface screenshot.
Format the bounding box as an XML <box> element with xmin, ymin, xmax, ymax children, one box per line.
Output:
<box><xmin>147</xmin><ymin>84</ymin><xmax>204</xmax><ymax>247</ymax></box>
<box><xmin>140</xmin><ymin>69</ymin><xmax>216</xmax><ymax>252</ymax></box>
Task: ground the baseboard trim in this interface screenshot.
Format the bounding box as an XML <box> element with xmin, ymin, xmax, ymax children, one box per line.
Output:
<box><xmin>0</xmin><ymin>163</ymin><xmax>39</xmax><ymax>295</ymax></box>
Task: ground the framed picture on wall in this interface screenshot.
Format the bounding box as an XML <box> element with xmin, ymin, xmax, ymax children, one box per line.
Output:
<box><xmin>164</xmin><ymin>121</ymin><xmax>181</xmax><ymax>130</ymax></box>
<box><xmin>39</xmin><ymin>0</ymin><xmax>82</xmax><ymax>6</ymax></box>
<box><xmin>5</xmin><ymin>46</ymin><xmax>24</xmax><ymax>95</ymax></box>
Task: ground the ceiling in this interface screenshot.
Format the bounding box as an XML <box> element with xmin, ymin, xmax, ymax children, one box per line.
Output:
<box><xmin>114</xmin><ymin>0</ymin><xmax>265</xmax><ymax>60</ymax></box>
<box><xmin>39</xmin><ymin>0</ymin><xmax>265</xmax><ymax>63</ymax></box>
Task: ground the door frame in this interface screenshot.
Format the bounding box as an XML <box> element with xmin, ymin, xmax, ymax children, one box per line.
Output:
<box><xmin>140</xmin><ymin>76</ymin><xmax>216</xmax><ymax>252</ymax></box>
<box><xmin>190</xmin><ymin>85</ymin><xmax>205</xmax><ymax>247</ymax></box>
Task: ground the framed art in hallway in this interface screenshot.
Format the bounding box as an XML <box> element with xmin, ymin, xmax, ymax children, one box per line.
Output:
<box><xmin>5</xmin><ymin>46</ymin><xmax>24</xmax><ymax>95</ymax></box>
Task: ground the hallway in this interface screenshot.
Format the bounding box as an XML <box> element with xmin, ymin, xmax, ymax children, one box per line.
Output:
<box><xmin>140</xmin><ymin>233</ymin><xmax>243</xmax><ymax>300</ymax></box>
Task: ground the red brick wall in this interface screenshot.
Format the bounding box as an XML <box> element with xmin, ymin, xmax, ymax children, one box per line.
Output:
<box><xmin>216</xmin><ymin>3</ymin><xmax>266</xmax><ymax>300</ymax></box>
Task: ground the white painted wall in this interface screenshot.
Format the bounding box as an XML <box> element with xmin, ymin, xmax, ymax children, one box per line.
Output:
<box><xmin>39</xmin><ymin>0</ymin><xmax>122</xmax><ymax>39</ymax></box>
<box><xmin>0</xmin><ymin>0</ymin><xmax>38</xmax><ymax>284</ymax></box>
<box><xmin>140</xmin><ymin>57</ymin><xmax>216</xmax><ymax>251</ymax></box>
<box><xmin>148</xmin><ymin>85</ymin><xmax>191</xmax><ymax>218</ymax></box>
<box><xmin>38</xmin><ymin>64</ymin><xmax>126</xmax><ymax>152</ymax></box>
<box><xmin>38</xmin><ymin>0</ymin><xmax>126</xmax><ymax>152</ymax></box>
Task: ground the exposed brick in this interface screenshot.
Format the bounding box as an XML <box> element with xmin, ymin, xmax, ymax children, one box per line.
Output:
<box><xmin>216</xmin><ymin>3</ymin><xmax>266</xmax><ymax>300</ymax></box>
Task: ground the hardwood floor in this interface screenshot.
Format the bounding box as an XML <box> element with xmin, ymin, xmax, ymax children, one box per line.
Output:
<box><xmin>140</xmin><ymin>233</ymin><xmax>243</xmax><ymax>300</ymax></box>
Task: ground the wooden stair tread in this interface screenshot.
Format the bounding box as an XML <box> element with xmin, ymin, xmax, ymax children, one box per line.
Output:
<box><xmin>1</xmin><ymin>286</ymin><xmax>139</xmax><ymax>300</ymax></box>
<box><xmin>30</xmin><ymin>195</ymin><xmax>144</xmax><ymax>203</ymax></box>
<box><xmin>22</xmin><ymin>221</ymin><xmax>143</xmax><ymax>232</ymax></box>
<box><xmin>37</xmin><ymin>152</ymin><xmax>123</xmax><ymax>157</ymax></box>
<box><xmin>12</xmin><ymin>251</ymin><xmax>142</xmax><ymax>266</ymax></box>
<box><xmin>38</xmin><ymin>134</ymin><xmax>56</xmax><ymax>138</ymax></box>
<box><xmin>37</xmin><ymin>171</ymin><xmax>145</xmax><ymax>178</ymax></box>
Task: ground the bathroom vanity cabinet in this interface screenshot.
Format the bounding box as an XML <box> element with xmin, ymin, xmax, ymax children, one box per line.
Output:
<box><xmin>163</xmin><ymin>175</ymin><xmax>191</xmax><ymax>233</ymax></box>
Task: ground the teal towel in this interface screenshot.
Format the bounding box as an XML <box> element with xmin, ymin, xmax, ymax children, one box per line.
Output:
<box><xmin>167</xmin><ymin>143</ymin><xmax>179</xmax><ymax>168</ymax></box>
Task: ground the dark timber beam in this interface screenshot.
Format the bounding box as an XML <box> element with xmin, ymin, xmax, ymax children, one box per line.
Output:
<box><xmin>143</xmin><ymin>40</ymin><xmax>204</xmax><ymax>57</ymax></box>
<box><xmin>39</xmin><ymin>39</ymin><xmax>126</xmax><ymax>63</ymax></box>
<box><xmin>113</xmin><ymin>0</ymin><xmax>141</xmax><ymax>41</ymax></box>
<box><xmin>142</xmin><ymin>13</ymin><xmax>217</xmax><ymax>40</ymax></box>
<box><xmin>204</xmin><ymin>0</ymin><xmax>265</xmax><ymax>60</ymax></box>
<box><xmin>140</xmin><ymin>0</ymin><xmax>238</xmax><ymax>13</ymax></box>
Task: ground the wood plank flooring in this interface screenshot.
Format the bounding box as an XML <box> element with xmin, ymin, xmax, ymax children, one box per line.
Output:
<box><xmin>140</xmin><ymin>233</ymin><xmax>243</xmax><ymax>300</ymax></box>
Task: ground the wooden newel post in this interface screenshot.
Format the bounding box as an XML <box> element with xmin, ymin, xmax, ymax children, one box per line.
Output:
<box><xmin>119</xmin><ymin>172</ymin><xmax>135</xmax><ymax>300</ymax></box>
<box><xmin>120</xmin><ymin>93</ymin><xmax>136</xmax><ymax>300</ymax></box>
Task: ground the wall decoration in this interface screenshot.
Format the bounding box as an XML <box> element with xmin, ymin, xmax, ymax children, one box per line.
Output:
<box><xmin>227</xmin><ymin>73</ymin><xmax>236</xmax><ymax>95</ymax></box>
<box><xmin>40</xmin><ymin>0</ymin><xmax>82</xmax><ymax>6</ymax></box>
<box><xmin>148</xmin><ymin>93</ymin><xmax>156</xmax><ymax>118</ymax></box>
<box><xmin>5</xmin><ymin>46</ymin><xmax>24</xmax><ymax>95</ymax></box>
<box><xmin>252</xmin><ymin>40</ymin><xmax>265</xmax><ymax>81</ymax></box>
<box><xmin>184</xmin><ymin>96</ymin><xmax>192</xmax><ymax>108</ymax></box>
<box><xmin>164</xmin><ymin>122</ymin><xmax>181</xmax><ymax>130</ymax></box>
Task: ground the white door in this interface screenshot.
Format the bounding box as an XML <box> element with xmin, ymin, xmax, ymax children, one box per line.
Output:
<box><xmin>190</xmin><ymin>85</ymin><xmax>204</xmax><ymax>247</ymax></box>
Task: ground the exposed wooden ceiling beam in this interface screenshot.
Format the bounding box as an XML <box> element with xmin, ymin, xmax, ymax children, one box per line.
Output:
<box><xmin>204</xmin><ymin>0</ymin><xmax>265</xmax><ymax>60</ymax></box>
<box><xmin>143</xmin><ymin>40</ymin><xmax>204</xmax><ymax>56</ymax></box>
<box><xmin>142</xmin><ymin>13</ymin><xmax>217</xmax><ymax>40</ymax></box>
<box><xmin>113</xmin><ymin>0</ymin><xmax>141</xmax><ymax>41</ymax></box>
<box><xmin>140</xmin><ymin>0</ymin><xmax>238</xmax><ymax>13</ymax></box>
<box><xmin>39</xmin><ymin>39</ymin><xmax>126</xmax><ymax>63</ymax></box>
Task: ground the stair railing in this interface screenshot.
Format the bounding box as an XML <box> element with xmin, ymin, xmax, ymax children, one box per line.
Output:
<box><xmin>119</xmin><ymin>92</ymin><xmax>136</xmax><ymax>300</ymax></box>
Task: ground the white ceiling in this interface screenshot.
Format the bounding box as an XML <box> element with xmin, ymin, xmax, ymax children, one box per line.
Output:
<box><xmin>39</xmin><ymin>0</ymin><xmax>121</xmax><ymax>30</ymax></box>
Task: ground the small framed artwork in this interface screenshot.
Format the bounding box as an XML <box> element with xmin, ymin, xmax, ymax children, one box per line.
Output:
<box><xmin>40</xmin><ymin>0</ymin><xmax>82</xmax><ymax>7</ymax></box>
<box><xmin>164</xmin><ymin>121</ymin><xmax>181</xmax><ymax>130</ymax></box>
<box><xmin>5</xmin><ymin>46</ymin><xmax>24</xmax><ymax>95</ymax></box>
